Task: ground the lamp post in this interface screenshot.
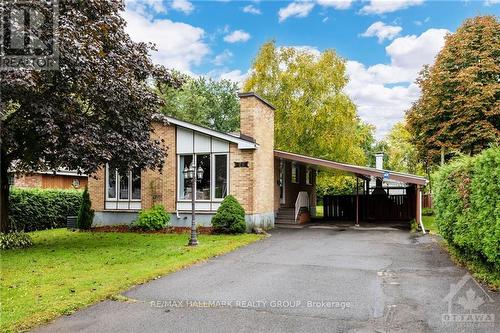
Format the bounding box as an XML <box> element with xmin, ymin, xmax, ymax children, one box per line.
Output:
<box><xmin>183</xmin><ymin>159</ymin><xmax>204</xmax><ymax>246</ymax></box>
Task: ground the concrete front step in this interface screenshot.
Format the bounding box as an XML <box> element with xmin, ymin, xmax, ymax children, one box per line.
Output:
<box><xmin>275</xmin><ymin>219</ymin><xmax>298</xmax><ymax>224</ymax></box>
<box><xmin>276</xmin><ymin>214</ymin><xmax>296</xmax><ymax>219</ymax></box>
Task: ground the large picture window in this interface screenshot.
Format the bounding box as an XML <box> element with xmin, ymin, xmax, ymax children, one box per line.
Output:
<box><xmin>178</xmin><ymin>153</ymin><xmax>228</xmax><ymax>202</ymax></box>
<box><xmin>106</xmin><ymin>165</ymin><xmax>141</xmax><ymax>209</ymax></box>
<box><xmin>214</xmin><ymin>154</ymin><xmax>228</xmax><ymax>199</ymax></box>
<box><xmin>179</xmin><ymin>155</ymin><xmax>194</xmax><ymax>200</ymax></box>
<box><xmin>196</xmin><ymin>154</ymin><xmax>211</xmax><ymax>200</ymax></box>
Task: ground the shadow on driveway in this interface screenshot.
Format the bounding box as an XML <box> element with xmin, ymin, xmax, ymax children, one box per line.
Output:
<box><xmin>33</xmin><ymin>228</ymin><xmax>499</xmax><ymax>333</ymax></box>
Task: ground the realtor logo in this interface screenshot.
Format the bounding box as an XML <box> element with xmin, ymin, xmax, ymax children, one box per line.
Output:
<box><xmin>442</xmin><ymin>273</ymin><xmax>495</xmax><ymax>328</ymax></box>
<box><xmin>0</xmin><ymin>0</ymin><xmax>59</xmax><ymax>70</ymax></box>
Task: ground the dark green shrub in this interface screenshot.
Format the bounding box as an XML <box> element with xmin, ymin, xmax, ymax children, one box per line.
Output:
<box><xmin>132</xmin><ymin>205</ymin><xmax>171</xmax><ymax>231</ymax></box>
<box><xmin>0</xmin><ymin>232</ymin><xmax>33</xmax><ymax>250</ymax></box>
<box><xmin>77</xmin><ymin>187</ymin><xmax>94</xmax><ymax>230</ymax></box>
<box><xmin>9</xmin><ymin>188</ymin><xmax>83</xmax><ymax>231</ymax></box>
<box><xmin>211</xmin><ymin>195</ymin><xmax>246</xmax><ymax>234</ymax></box>
<box><xmin>433</xmin><ymin>147</ymin><xmax>499</xmax><ymax>270</ymax></box>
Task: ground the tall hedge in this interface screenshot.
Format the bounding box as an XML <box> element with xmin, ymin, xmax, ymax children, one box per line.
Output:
<box><xmin>433</xmin><ymin>147</ymin><xmax>499</xmax><ymax>270</ymax></box>
<box><xmin>9</xmin><ymin>188</ymin><xmax>83</xmax><ymax>231</ymax></box>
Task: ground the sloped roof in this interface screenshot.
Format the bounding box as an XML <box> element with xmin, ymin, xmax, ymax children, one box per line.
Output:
<box><xmin>157</xmin><ymin>114</ymin><xmax>259</xmax><ymax>149</ymax></box>
<box><xmin>274</xmin><ymin>150</ymin><xmax>427</xmax><ymax>186</ymax></box>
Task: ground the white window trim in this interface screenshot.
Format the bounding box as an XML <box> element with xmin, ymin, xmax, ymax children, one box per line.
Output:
<box><xmin>105</xmin><ymin>164</ymin><xmax>141</xmax><ymax>202</ymax></box>
<box><xmin>212</xmin><ymin>153</ymin><xmax>229</xmax><ymax>201</ymax></box>
<box><xmin>177</xmin><ymin>153</ymin><xmax>229</xmax><ymax>203</ymax></box>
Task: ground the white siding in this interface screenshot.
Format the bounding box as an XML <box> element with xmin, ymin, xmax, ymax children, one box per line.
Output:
<box><xmin>211</xmin><ymin>138</ymin><xmax>229</xmax><ymax>152</ymax></box>
<box><xmin>194</xmin><ymin>133</ymin><xmax>211</xmax><ymax>153</ymax></box>
<box><xmin>177</xmin><ymin>128</ymin><xmax>193</xmax><ymax>153</ymax></box>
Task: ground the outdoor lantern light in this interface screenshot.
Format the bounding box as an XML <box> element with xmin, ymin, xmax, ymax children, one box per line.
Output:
<box><xmin>197</xmin><ymin>166</ymin><xmax>204</xmax><ymax>180</ymax></box>
<box><xmin>186</xmin><ymin>159</ymin><xmax>204</xmax><ymax>247</ymax></box>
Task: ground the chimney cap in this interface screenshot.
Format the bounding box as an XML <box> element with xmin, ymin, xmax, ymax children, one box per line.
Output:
<box><xmin>238</xmin><ymin>92</ymin><xmax>276</xmax><ymax>110</ymax></box>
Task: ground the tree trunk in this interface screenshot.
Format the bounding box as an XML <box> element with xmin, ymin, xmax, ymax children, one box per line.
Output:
<box><xmin>0</xmin><ymin>147</ymin><xmax>10</xmax><ymax>233</ymax></box>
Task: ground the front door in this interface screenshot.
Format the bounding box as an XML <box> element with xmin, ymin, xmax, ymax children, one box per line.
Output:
<box><xmin>280</xmin><ymin>161</ymin><xmax>285</xmax><ymax>205</ymax></box>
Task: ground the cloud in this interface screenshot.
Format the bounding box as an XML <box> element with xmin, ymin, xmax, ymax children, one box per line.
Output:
<box><xmin>219</xmin><ymin>69</ymin><xmax>249</xmax><ymax>84</ymax></box>
<box><xmin>288</xmin><ymin>45</ymin><xmax>321</xmax><ymax>57</ymax></box>
<box><xmin>122</xmin><ymin>9</ymin><xmax>209</xmax><ymax>72</ymax></box>
<box><xmin>224</xmin><ymin>30</ymin><xmax>251</xmax><ymax>43</ymax></box>
<box><xmin>212</xmin><ymin>50</ymin><xmax>233</xmax><ymax>66</ymax></box>
<box><xmin>345</xmin><ymin>28</ymin><xmax>449</xmax><ymax>138</ymax></box>
<box><xmin>360</xmin><ymin>0</ymin><xmax>424</xmax><ymax>14</ymax></box>
<box><xmin>278</xmin><ymin>2</ymin><xmax>315</xmax><ymax>22</ymax></box>
<box><xmin>125</xmin><ymin>0</ymin><xmax>167</xmax><ymax>14</ymax></box>
<box><xmin>316</xmin><ymin>0</ymin><xmax>353</xmax><ymax>10</ymax></box>
<box><xmin>484</xmin><ymin>0</ymin><xmax>500</xmax><ymax>5</ymax></box>
<box><xmin>171</xmin><ymin>0</ymin><xmax>194</xmax><ymax>14</ymax></box>
<box><xmin>361</xmin><ymin>21</ymin><xmax>402</xmax><ymax>42</ymax></box>
<box><xmin>207</xmin><ymin>69</ymin><xmax>249</xmax><ymax>87</ymax></box>
<box><xmin>413</xmin><ymin>17</ymin><xmax>430</xmax><ymax>26</ymax></box>
<box><xmin>243</xmin><ymin>4</ymin><xmax>262</xmax><ymax>15</ymax></box>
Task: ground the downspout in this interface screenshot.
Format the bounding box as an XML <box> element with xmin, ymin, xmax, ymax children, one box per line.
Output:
<box><xmin>418</xmin><ymin>185</ymin><xmax>426</xmax><ymax>234</ymax></box>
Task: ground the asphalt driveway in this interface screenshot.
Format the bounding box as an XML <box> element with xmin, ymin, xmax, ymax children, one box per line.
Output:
<box><xmin>33</xmin><ymin>227</ymin><xmax>499</xmax><ymax>333</ymax></box>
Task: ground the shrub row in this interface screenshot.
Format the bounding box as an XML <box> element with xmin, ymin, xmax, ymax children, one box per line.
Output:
<box><xmin>433</xmin><ymin>147</ymin><xmax>499</xmax><ymax>271</ymax></box>
<box><xmin>9</xmin><ymin>188</ymin><xmax>83</xmax><ymax>231</ymax></box>
<box><xmin>0</xmin><ymin>232</ymin><xmax>33</xmax><ymax>250</ymax></box>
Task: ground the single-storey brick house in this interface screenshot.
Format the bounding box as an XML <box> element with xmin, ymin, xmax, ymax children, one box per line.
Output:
<box><xmin>88</xmin><ymin>93</ymin><xmax>315</xmax><ymax>229</ymax></box>
<box><xmin>88</xmin><ymin>92</ymin><xmax>427</xmax><ymax>231</ymax></box>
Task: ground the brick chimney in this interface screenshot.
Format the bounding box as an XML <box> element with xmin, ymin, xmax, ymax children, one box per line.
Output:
<box><xmin>234</xmin><ymin>92</ymin><xmax>275</xmax><ymax>227</ymax></box>
<box><xmin>375</xmin><ymin>152</ymin><xmax>384</xmax><ymax>170</ymax></box>
<box><xmin>238</xmin><ymin>92</ymin><xmax>275</xmax><ymax>143</ymax></box>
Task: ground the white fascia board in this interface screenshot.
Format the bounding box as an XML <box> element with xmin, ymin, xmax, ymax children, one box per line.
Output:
<box><xmin>165</xmin><ymin>116</ymin><xmax>259</xmax><ymax>150</ymax></box>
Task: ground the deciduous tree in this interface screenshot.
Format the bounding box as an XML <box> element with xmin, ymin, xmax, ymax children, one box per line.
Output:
<box><xmin>159</xmin><ymin>74</ymin><xmax>240</xmax><ymax>133</ymax></box>
<box><xmin>406</xmin><ymin>16</ymin><xmax>500</xmax><ymax>164</ymax></box>
<box><xmin>0</xmin><ymin>1</ymin><xmax>179</xmax><ymax>232</ymax></box>
<box><xmin>244</xmin><ymin>41</ymin><xmax>367</xmax><ymax>164</ymax></box>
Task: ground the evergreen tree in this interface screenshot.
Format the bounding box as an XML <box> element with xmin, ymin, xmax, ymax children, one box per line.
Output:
<box><xmin>77</xmin><ymin>187</ymin><xmax>94</xmax><ymax>230</ymax></box>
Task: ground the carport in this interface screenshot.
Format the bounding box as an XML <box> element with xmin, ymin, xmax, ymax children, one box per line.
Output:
<box><xmin>274</xmin><ymin>150</ymin><xmax>428</xmax><ymax>233</ymax></box>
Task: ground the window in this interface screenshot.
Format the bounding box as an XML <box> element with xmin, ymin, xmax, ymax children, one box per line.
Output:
<box><xmin>119</xmin><ymin>172</ymin><xmax>129</xmax><ymax>199</ymax></box>
<box><xmin>106</xmin><ymin>166</ymin><xmax>141</xmax><ymax>201</ymax></box>
<box><xmin>107</xmin><ymin>169</ymin><xmax>116</xmax><ymax>199</ymax></box>
<box><xmin>179</xmin><ymin>155</ymin><xmax>194</xmax><ymax>200</ymax></box>
<box><xmin>306</xmin><ymin>167</ymin><xmax>313</xmax><ymax>185</ymax></box>
<box><xmin>106</xmin><ymin>165</ymin><xmax>141</xmax><ymax>210</ymax></box>
<box><xmin>196</xmin><ymin>154</ymin><xmax>211</xmax><ymax>200</ymax></box>
<box><xmin>131</xmin><ymin>168</ymin><xmax>141</xmax><ymax>199</ymax></box>
<box><xmin>178</xmin><ymin>153</ymin><xmax>228</xmax><ymax>202</ymax></box>
<box><xmin>214</xmin><ymin>154</ymin><xmax>228</xmax><ymax>199</ymax></box>
<box><xmin>291</xmin><ymin>162</ymin><xmax>300</xmax><ymax>184</ymax></box>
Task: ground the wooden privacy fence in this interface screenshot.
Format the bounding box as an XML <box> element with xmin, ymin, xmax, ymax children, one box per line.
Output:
<box><xmin>422</xmin><ymin>194</ymin><xmax>432</xmax><ymax>209</ymax></box>
<box><xmin>323</xmin><ymin>193</ymin><xmax>416</xmax><ymax>222</ymax></box>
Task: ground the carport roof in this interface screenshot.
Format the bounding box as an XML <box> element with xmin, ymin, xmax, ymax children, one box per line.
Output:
<box><xmin>274</xmin><ymin>150</ymin><xmax>428</xmax><ymax>186</ymax></box>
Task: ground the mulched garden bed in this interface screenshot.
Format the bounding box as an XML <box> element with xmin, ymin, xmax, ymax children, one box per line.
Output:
<box><xmin>89</xmin><ymin>225</ymin><xmax>214</xmax><ymax>234</ymax></box>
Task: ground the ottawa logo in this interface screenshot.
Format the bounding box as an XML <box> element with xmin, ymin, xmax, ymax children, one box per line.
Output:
<box><xmin>442</xmin><ymin>273</ymin><xmax>495</xmax><ymax>328</ymax></box>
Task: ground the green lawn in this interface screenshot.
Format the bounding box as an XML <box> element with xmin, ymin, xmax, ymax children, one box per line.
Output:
<box><xmin>0</xmin><ymin>229</ymin><xmax>263</xmax><ymax>332</ymax></box>
<box><xmin>422</xmin><ymin>215</ymin><xmax>438</xmax><ymax>233</ymax></box>
<box><xmin>315</xmin><ymin>205</ymin><xmax>324</xmax><ymax>218</ymax></box>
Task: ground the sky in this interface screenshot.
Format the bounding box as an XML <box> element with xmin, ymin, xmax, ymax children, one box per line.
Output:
<box><xmin>123</xmin><ymin>0</ymin><xmax>499</xmax><ymax>139</ymax></box>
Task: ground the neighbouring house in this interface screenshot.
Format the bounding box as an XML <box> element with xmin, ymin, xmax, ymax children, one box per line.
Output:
<box><xmin>14</xmin><ymin>170</ymin><xmax>88</xmax><ymax>190</ymax></box>
<box><xmin>88</xmin><ymin>92</ymin><xmax>427</xmax><ymax>231</ymax></box>
<box><xmin>368</xmin><ymin>152</ymin><xmax>408</xmax><ymax>196</ymax></box>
